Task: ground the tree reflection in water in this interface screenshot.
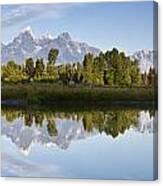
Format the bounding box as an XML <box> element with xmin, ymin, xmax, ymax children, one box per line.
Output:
<box><xmin>1</xmin><ymin>107</ymin><xmax>156</xmax><ymax>139</ymax></box>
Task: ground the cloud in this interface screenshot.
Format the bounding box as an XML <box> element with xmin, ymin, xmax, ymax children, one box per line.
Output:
<box><xmin>1</xmin><ymin>3</ymin><xmax>74</xmax><ymax>27</ymax></box>
<box><xmin>1</xmin><ymin>152</ymin><xmax>63</xmax><ymax>177</ymax></box>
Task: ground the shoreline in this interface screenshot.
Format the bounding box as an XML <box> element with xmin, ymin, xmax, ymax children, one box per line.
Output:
<box><xmin>1</xmin><ymin>99</ymin><xmax>156</xmax><ymax>111</ymax></box>
<box><xmin>2</xmin><ymin>83</ymin><xmax>157</xmax><ymax>110</ymax></box>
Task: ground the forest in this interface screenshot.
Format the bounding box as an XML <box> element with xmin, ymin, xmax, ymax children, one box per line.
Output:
<box><xmin>1</xmin><ymin>48</ymin><xmax>157</xmax><ymax>105</ymax></box>
<box><xmin>1</xmin><ymin>48</ymin><xmax>156</xmax><ymax>87</ymax></box>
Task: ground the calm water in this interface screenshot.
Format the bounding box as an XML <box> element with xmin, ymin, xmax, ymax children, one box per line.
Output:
<box><xmin>1</xmin><ymin>108</ymin><xmax>157</xmax><ymax>180</ymax></box>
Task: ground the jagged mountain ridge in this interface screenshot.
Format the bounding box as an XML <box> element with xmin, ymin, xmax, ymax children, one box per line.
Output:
<box><xmin>131</xmin><ymin>50</ymin><xmax>156</xmax><ymax>73</ymax></box>
<box><xmin>1</xmin><ymin>27</ymin><xmax>155</xmax><ymax>72</ymax></box>
<box><xmin>1</xmin><ymin>27</ymin><xmax>100</xmax><ymax>65</ymax></box>
<box><xmin>1</xmin><ymin>117</ymin><xmax>96</xmax><ymax>155</ymax></box>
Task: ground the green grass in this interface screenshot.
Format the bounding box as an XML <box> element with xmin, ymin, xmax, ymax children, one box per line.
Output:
<box><xmin>1</xmin><ymin>83</ymin><xmax>156</xmax><ymax>106</ymax></box>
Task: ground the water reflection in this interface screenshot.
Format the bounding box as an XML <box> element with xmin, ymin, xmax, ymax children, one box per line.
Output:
<box><xmin>1</xmin><ymin>108</ymin><xmax>156</xmax><ymax>154</ymax></box>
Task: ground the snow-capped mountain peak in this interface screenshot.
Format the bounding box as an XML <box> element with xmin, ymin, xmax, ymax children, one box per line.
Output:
<box><xmin>39</xmin><ymin>33</ymin><xmax>54</xmax><ymax>41</ymax></box>
<box><xmin>58</xmin><ymin>32</ymin><xmax>72</xmax><ymax>42</ymax></box>
<box><xmin>44</xmin><ymin>33</ymin><xmax>53</xmax><ymax>40</ymax></box>
<box><xmin>21</xmin><ymin>26</ymin><xmax>34</xmax><ymax>36</ymax></box>
<box><xmin>1</xmin><ymin>27</ymin><xmax>100</xmax><ymax>64</ymax></box>
<box><xmin>37</xmin><ymin>33</ymin><xmax>54</xmax><ymax>47</ymax></box>
<box><xmin>1</xmin><ymin>27</ymin><xmax>155</xmax><ymax>73</ymax></box>
<box><xmin>131</xmin><ymin>49</ymin><xmax>155</xmax><ymax>73</ymax></box>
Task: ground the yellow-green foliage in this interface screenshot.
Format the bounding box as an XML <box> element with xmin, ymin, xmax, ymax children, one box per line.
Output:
<box><xmin>1</xmin><ymin>48</ymin><xmax>157</xmax><ymax>87</ymax></box>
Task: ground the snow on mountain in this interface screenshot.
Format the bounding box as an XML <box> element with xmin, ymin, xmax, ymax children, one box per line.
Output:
<box><xmin>1</xmin><ymin>27</ymin><xmax>100</xmax><ymax>64</ymax></box>
<box><xmin>21</xmin><ymin>26</ymin><xmax>34</xmax><ymax>37</ymax></box>
<box><xmin>136</xmin><ymin>111</ymin><xmax>157</xmax><ymax>133</ymax></box>
<box><xmin>131</xmin><ymin>50</ymin><xmax>157</xmax><ymax>73</ymax></box>
<box><xmin>1</xmin><ymin>27</ymin><xmax>156</xmax><ymax>73</ymax></box>
<box><xmin>1</xmin><ymin>110</ymin><xmax>155</xmax><ymax>155</ymax></box>
<box><xmin>37</xmin><ymin>33</ymin><xmax>53</xmax><ymax>47</ymax></box>
<box><xmin>36</xmin><ymin>32</ymin><xmax>101</xmax><ymax>64</ymax></box>
<box><xmin>1</xmin><ymin>116</ymin><xmax>95</xmax><ymax>155</ymax></box>
<box><xmin>2</xmin><ymin>27</ymin><xmax>37</xmax><ymax>64</ymax></box>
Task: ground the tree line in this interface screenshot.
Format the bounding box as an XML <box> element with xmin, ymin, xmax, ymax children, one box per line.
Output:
<box><xmin>1</xmin><ymin>48</ymin><xmax>156</xmax><ymax>87</ymax></box>
<box><xmin>2</xmin><ymin>108</ymin><xmax>151</xmax><ymax>138</ymax></box>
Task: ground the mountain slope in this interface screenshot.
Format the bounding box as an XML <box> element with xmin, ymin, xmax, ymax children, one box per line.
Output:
<box><xmin>1</xmin><ymin>27</ymin><xmax>100</xmax><ymax>64</ymax></box>
<box><xmin>131</xmin><ymin>50</ymin><xmax>156</xmax><ymax>73</ymax></box>
<box><xmin>1</xmin><ymin>27</ymin><xmax>156</xmax><ymax>73</ymax></box>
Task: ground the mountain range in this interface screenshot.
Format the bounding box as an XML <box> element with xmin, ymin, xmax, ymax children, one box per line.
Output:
<box><xmin>131</xmin><ymin>50</ymin><xmax>155</xmax><ymax>73</ymax></box>
<box><xmin>1</xmin><ymin>26</ymin><xmax>155</xmax><ymax>73</ymax></box>
<box><xmin>1</xmin><ymin>117</ymin><xmax>94</xmax><ymax>155</ymax></box>
<box><xmin>1</xmin><ymin>26</ymin><xmax>100</xmax><ymax>65</ymax></box>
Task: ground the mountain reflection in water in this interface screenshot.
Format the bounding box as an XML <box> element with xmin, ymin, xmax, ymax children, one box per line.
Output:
<box><xmin>1</xmin><ymin>108</ymin><xmax>156</xmax><ymax>155</ymax></box>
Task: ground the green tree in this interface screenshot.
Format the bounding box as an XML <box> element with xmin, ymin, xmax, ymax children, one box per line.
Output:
<box><xmin>2</xmin><ymin>60</ymin><xmax>23</xmax><ymax>83</ymax></box>
<box><xmin>65</xmin><ymin>63</ymin><xmax>73</xmax><ymax>84</ymax></box>
<box><xmin>35</xmin><ymin>58</ymin><xmax>45</xmax><ymax>80</ymax></box>
<box><xmin>76</xmin><ymin>62</ymin><xmax>84</xmax><ymax>83</ymax></box>
<box><xmin>48</xmin><ymin>48</ymin><xmax>59</xmax><ymax>65</ymax></box>
<box><xmin>47</xmin><ymin>49</ymin><xmax>59</xmax><ymax>81</ymax></box>
<box><xmin>147</xmin><ymin>67</ymin><xmax>155</xmax><ymax>87</ymax></box>
<box><xmin>83</xmin><ymin>53</ymin><xmax>94</xmax><ymax>84</ymax></box>
<box><xmin>92</xmin><ymin>52</ymin><xmax>106</xmax><ymax>85</ymax></box>
<box><xmin>24</xmin><ymin>58</ymin><xmax>35</xmax><ymax>81</ymax></box>
<box><xmin>130</xmin><ymin>60</ymin><xmax>142</xmax><ymax>87</ymax></box>
<box><xmin>107</xmin><ymin>68</ymin><xmax>114</xmax><ymax>86</ymax></box>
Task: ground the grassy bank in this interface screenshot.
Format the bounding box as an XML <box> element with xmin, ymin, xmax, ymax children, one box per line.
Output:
<box><xmin>1</xmin><ymin>83</ymin><xmax>156</xmax><ymax>106</ymax></box>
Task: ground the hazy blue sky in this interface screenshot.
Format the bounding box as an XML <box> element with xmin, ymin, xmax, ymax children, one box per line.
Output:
<box><xmin>2</xmin><ymin>1</ymin><xmax>154</xmax><ymax>53</ymax></box>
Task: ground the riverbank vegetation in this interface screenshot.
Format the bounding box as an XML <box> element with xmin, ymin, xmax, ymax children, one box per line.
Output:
<box><xmin>2</xmin><ymin>83</ymin><xmax>155</xmax><ymax>105</ymax></box>
<box><xmin>1</xmin><ymin>48</ymin><xmax>157</xmax><ymax>105</ymax></box>
<box><xmin>1</xmin><ymin>48</ymin><xmax>156</xmax><ymax>87</ymax></box>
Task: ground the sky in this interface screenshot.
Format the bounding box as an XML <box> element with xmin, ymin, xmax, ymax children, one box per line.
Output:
<box><xmin>1</xmin><ymin>1</ymin><xmax>154</xmax><ymax>53</ymax></box>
